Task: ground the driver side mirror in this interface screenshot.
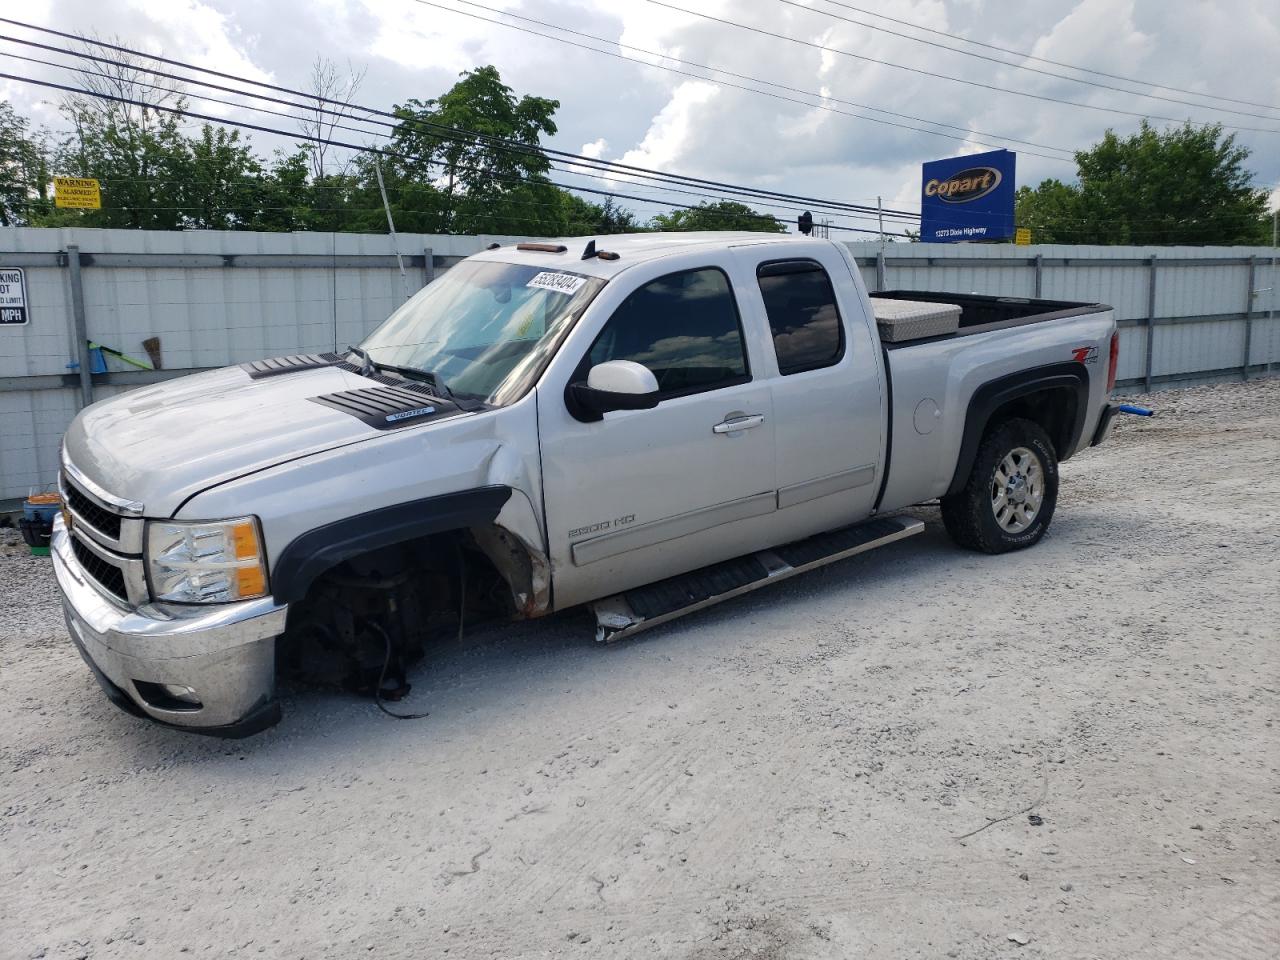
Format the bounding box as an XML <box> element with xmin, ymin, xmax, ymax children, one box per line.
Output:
<box><xmin>567</xmin><ymin>360</ymin><xmax>660</xmax><ymax>422</ymax></box>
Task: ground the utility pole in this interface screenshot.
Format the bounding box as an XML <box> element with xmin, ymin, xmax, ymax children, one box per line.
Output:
<box><xmin>372</xmin><ymin>151</ymin><xmax>411</xmax><ymax>302</ymax></box>
<box><xmin>877</xmin><ymin>195</ymin><xmax>885</xmax><ymax>246</ymax></box>
<box><xmin>1270</xmin><ymin>208</ymin><xmax>1277</xmax><ymax>374</ymax></box>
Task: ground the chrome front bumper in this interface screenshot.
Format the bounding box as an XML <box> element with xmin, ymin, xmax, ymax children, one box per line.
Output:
<box><xmin>51</xmin><ymin>517</ymin><xmax>288</xmax><ymax>737</ymax></box>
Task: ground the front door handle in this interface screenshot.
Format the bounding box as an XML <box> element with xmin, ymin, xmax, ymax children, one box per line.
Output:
<box><xmin>712</xmin><ymin>414</ymin><xmax>765</xmax><ymax>435</ymax></box>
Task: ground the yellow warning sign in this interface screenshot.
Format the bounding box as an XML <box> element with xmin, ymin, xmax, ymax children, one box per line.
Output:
<box><xmin>54</xmin><ymin>177</ymin><xmax>101</xmax><ymax>209</ymax></box>
<box><xmin>1014</xmin><ymin>227</ymin><xmax>1032</xmax><ymax>246</ymax></box>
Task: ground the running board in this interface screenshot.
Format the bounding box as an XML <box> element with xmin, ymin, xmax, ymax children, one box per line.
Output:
<box><xmin>591</xmin><ymin>515</ymin><xmax>924</xmax><ymax>643</ymax></box>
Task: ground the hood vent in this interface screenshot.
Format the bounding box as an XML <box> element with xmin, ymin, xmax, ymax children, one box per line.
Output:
<box><xmin>241</xmin><ymin>353</ymin><xmax>415</xmax><ymax>387</ymax></box>
<box><xmin>241</xmin><ymin>353</ymin><xmax>344</xmax><ymax>379</ymax></box>
<box><xmin>309</xmin><ymin>383</ymin><xmax>458</xmax><ymax>430</ymax></box>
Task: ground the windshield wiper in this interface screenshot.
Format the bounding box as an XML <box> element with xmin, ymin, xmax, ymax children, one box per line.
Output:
<box><xmin>347</xmin><ymin>351</ymin><xmax>476</xmax><ymax>407</ymax></box>
<box><xmin>369</xmin><ymin>361</ymin><xmax>459</xmax><ymax>403</ymax></box>
<box><xmin>346</xmin><ymin>345</ymin><xmax>375</xmax><ymax>378</ymax></box>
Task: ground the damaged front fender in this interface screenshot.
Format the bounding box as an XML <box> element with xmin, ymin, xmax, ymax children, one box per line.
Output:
<box><xmin>472</xmin><ymin>489</ymin><xmax>552</xmax><ymax>618</ymax></box>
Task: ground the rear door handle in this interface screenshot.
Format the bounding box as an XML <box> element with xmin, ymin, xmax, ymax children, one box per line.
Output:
<box><xmin>712</xmin><ymin>414</ymin><xmax>765</xmax><ymax>435</ymax></box>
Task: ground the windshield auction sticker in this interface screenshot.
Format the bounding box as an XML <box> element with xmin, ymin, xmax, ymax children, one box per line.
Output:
<box><xmin>526</xmin><ymin>272</ymin><xmax>587</xmax><ymax>296</ymax></box>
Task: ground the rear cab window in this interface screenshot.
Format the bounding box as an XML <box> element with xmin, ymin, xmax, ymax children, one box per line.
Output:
<box><xmin>756</xmin><ymin>259</ymin><xmax>845</xmax><ymax>375</ymax></box>
<box><xmin>586</xmin><ymin>266</ymin><xmax>750</xmax><ymax>398</ymax></box>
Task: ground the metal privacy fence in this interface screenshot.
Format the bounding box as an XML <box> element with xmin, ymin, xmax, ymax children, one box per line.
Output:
<box><xmin>843</xmin><ymin>241</ymin><xmax>1279</xmax><ymax>393</ymax></box>
<box><xmin>1</xmin><ymin>227</ymin><xmax>1277</xmax><ymax>504</ymax></box>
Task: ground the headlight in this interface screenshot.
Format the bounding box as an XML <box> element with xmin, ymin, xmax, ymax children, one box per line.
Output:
<box><xmin>145</xmin><ymin>517</ymin><xmax>268</xmax><ymax>603</ymax></box>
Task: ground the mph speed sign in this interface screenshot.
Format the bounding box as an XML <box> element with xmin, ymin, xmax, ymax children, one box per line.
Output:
<box><xmin>0</xmin><ymin>268</ymin><xmax>28</xmax><ymax>325</ymax></box>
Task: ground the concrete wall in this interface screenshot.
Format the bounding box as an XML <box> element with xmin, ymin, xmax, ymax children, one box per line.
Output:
<box><xmin>1</xmin><ymin>227</ymin><xmax>1277</xmax><ymax>504</ymax></box>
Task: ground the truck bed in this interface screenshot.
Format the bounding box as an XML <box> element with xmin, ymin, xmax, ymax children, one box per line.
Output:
<box><xmin>872</xmin><ymin>290</ymin><xmax>1105</xmax><ymax>345</ymax></box>
<box><xmin>872</xmin><ymin>292</ymin><xmax>1115</xmax><ymax>513</ymax></box>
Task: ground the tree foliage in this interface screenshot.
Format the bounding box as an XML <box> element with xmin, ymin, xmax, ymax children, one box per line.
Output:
<box><xmin>1017</xmin><ymin>122</ymin><xmax>1271</xmax><ymax>244</ymax></box>
<box><xmin>650</xmin><ymin>199</ymin><xmax>785</xmax><ymax>233</ymax></box>
<box><xmin>385</xmin><ymin>66</ymin><xmax>562</xmax><ymax>235</ymax></box>
<box><xmin>0</xmin><ymin>101</ymin><xmax>51</xmax><ymax>226</ymax></box>
<box><xmin>0</xmin><ymin>56</ymin><xmax>780</xmax><ymax>237</ymax></box>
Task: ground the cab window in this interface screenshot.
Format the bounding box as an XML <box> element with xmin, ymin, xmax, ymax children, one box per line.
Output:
<box><xmin>587</xmin><ymin>267</ymin><xmax>749</xmax><ymax>397</ymax></box>
<box><xmin>756</xmin><ymin>259</ymin><xmax>844</xmax><ymax>375</ymax></box>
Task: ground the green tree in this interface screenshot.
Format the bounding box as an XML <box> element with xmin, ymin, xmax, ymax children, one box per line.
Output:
<box><xmin>5</xmin><ymin>53</ymin><xmax>668</xmax><ymax>239</ymax></box>
<box><xmin>31</xmin><ymin>41</ymin><xmax>196</xmax><ymax>229</ymax></box>
<box><xmin>1014</xmin><ymin>179</ymin><xmax>1081</xmax><ymax>244</ymax></box>
<box><xmin>40</xmin><ymin>98</ymin><xmax>190</xmax><ymax>229</ymax></box>
<box><xmin>1016</xmin><ymin>122</ymin><xmax>1270</xmax><ymax>244</ymax></box>
<box><xmin>175</xmin><ymin>125</ymin><xmax>264</xmax><ymax>230</ymax></box>
<box><xmin>250</xmin><ymin>149</ymin><xmax>317</xmax><ymax>232</ymax></box>
<box><xmin>650</xmin><ymin>199</ymin><xmax>785</xmax><ymax>233</ymax></box>
<box><xmin>557</xmin><ymin>193</ymin><xmax>644</xmax><ymax>236</ymax></box>
<box><xmin>386</xmin><ymin>65</ymin><xmax>561</xmax><ymax>235</ymax></box>
<box><xmin>0</xmin><ymin>101</ymin><xmax>52</xmax><ymax>226</ymax></box>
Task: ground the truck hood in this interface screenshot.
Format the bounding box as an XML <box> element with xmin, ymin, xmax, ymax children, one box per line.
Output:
<box><xmin>62</xmin><ymin>364</ymin><xmax>468</xmax><ymax>517</ymax></box>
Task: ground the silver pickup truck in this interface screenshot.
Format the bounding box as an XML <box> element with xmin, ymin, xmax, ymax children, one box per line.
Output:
<box><xmin>51</xmin><ymin>232</ymin><xmax>1121</xmax><ymax>736</ymax></box>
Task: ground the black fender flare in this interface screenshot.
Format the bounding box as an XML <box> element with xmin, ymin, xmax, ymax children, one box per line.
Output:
<box><xmin>946</xmin><ymin>363</ymin><xmax>1089</xmax><ymax>498</ymax></box>
<box><xmin>271</xmin><ymin>487</ymin><xmax>512</xmax><ymax>604</ymax></box>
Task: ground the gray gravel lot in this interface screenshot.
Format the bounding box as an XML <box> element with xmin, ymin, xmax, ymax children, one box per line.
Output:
<box><xmin>2</xmin><ymin>378</ymin><xmax>1278</xmax><ymax>960</ymax></box>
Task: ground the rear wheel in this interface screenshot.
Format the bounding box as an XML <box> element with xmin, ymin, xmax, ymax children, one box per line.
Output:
<box><xmin>941</xmin><ymin>418</ymin><xmax>1058</xmax><ymax>554</ymax></box>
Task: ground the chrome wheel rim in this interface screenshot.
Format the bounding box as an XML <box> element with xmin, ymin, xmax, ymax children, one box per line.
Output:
<box><xmin>991</xmin><ymin>446</ymin><xmax>1044</xmax><ymax>533</ymax></box>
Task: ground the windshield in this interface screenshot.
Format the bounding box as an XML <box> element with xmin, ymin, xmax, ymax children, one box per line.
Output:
<box><xmin>359</xmin><ymin>260</ymin><xmax>606</xmax><ymax>405</ymax></box>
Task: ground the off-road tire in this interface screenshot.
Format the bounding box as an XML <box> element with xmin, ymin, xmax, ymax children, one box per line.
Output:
<box><xmin>941</xmin><ymin>417</ymin><xmax>1059</xmax><ymax>554</ymax></box>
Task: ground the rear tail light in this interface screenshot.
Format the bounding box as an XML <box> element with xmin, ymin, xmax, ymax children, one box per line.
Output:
<box><xmin>1106</xmin><ymin>332</ymin><xmax>1120</xmax><ymax>393</ymax></box>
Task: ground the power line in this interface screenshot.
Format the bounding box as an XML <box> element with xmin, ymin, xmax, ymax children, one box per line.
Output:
<box><xmin>801</xmin><ymin>0</ymin><xmax>1280</xmax><ymax>113</ymax></box>
<box><xmin>17</xmin><ymin>172</ymin><xmax>1264</xmax><ymax>234</ymax></box>
<box><xmin>0</xmin><ymin>45</ymin><xmax>917</xmax><ymax>233</ymax></box>
<box><xmin>0</xmin><ymin>46</ymin><xmax>386</xmax><ymax>138</ymax></box>
<box><xmin>772</xmin><ymin>0</ymin><xmax>1280</xmax><ymax>121</ymax></box>
<box><xmin>414</xmin><ymin>0</ymin><xmax>1076</xmax><ymax>160</ymax></box>
<box><xmin>642</xmin><ymin>0</ymin><xmax>1280</xmax><ymax>136</ymax></box>
<box><xmin>0</xmin><ymin>16</ymin><xmax>927</xmax><ymax>220</ymax></box>
<box><xmin>0</xmin><ymin>70</ymin><xmax>915</xmax><ymax>237</ymax></box>
<box><xmin>0</xmin><ymin>45</ymin><xmax>854</xmax><ymax>222</ymax></box>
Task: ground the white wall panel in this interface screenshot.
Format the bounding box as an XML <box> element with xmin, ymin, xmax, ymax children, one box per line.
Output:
<box><xmin>1</xmin><ymin>230</ymin><xmax>1277</xmax><ymax>502</ymax></box>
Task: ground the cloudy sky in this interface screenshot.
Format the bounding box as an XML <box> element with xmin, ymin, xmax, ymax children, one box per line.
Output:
<box><xmin>4</xmin><ymin>0</ymin><xmax>1279</xmax><ymax>235</ymax></box>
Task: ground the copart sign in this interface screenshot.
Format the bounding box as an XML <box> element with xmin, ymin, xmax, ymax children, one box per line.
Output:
<box><xmin>920</xmin><ymin>149</ymin><xmax>1016</xmax><ymax>243</ymax></box>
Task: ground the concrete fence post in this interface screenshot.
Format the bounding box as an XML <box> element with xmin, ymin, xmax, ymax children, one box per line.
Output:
<box><xmin>65</xmin><ymin>243</ymin><xmax>93</xmax><ymax>408</ymax></box>
<box><xmin>1243</xmin><ymin>256</ymin><xmax>1256</xmax><ymax>381</ymax></box>
<box><xmin>1144</xmin><ymin>254</ymin><xmax>1158</xmax><ymax>393</ymax></box>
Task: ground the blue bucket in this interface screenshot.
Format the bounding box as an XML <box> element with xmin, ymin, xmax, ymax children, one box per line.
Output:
<box><xmin>21</xmin><ymin>492</ymin><xmax>63</xmax><ymax>556</ymax></box>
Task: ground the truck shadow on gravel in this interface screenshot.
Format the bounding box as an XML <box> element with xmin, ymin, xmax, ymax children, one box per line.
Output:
<box><xmin>99</xmin><ymin>498</ymin><xmax>1164</xmax><ymax>769</ymax></box>
<box><xmin>95</xmin><ymin>511</ymin><xmax>980</xmax><ymax>767</ymax></box>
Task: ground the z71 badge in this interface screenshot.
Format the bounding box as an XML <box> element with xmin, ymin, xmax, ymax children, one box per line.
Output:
<box><xmin>1072</xmin><ymin>345</ymin><xmax>1098</xmax><ymax>364</ymax></box>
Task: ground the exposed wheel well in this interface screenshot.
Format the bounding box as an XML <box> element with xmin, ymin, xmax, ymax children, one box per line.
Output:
<box><xmin>276</xmin><ymin>526</ymin><xmax>526</xmax><ymax>691</ymax></box>
<box><xmin>986</xmin><ymin>386</ymin><xmax>1078</xmax><ymax>459</ymax></box>
<box><xmin>945</xmin><ymin>363</ymin><xmax>1089</xmax><ymax>498</ymax></box>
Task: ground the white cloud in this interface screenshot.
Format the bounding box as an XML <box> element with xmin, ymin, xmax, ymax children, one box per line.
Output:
<box><xmin>4</xmin><ymin>0</ymin><xmax>1278</xmax><ymax>228</ymax></box>
<box><xmin>616</xmin><ymin>80</ymin><xmax>718</xmax><ymax>172</ymax></box>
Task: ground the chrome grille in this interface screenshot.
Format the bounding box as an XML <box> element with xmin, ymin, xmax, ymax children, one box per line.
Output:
<box><xmin>66</xmin><ymin>523</ymin><xmax>149</xmax><ymax>608</ymax></box>
<box><xmin>59</xmin><ymin>454</ymin><xmax>149</xmax><ymax>607</ymax></box>
<box><xmin>59</xmin><ymin>460</ymin><xmax>145</xmax><ymax>555</ymax></box>
<box><xmin>70</xmin><ymin>534</ymin><xmax>129</xmax><ymax>604</ymax></box>
<box><xmin>63</xmin><ymin>476</ymin><xmax>122</xmax><ymax>540</ymax></box>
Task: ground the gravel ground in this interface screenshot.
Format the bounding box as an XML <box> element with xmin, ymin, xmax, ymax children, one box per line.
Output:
<box><xmin>2</xmin><ymin>378</ymin><xmax>1278</xmax><ymax>960</ymax></box>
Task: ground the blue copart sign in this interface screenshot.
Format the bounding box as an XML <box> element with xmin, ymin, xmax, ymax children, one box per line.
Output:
<box><xmin>920</xmin><ymin>149</ymin><xmax>1016</xmax><ymax>243</ymax></box>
